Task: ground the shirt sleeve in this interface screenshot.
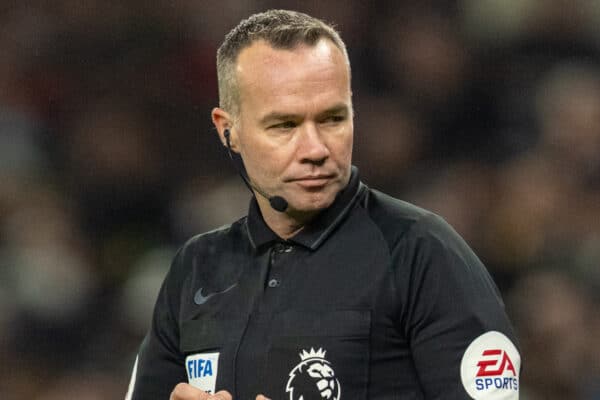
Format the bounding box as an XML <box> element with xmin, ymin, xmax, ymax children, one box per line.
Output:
<box><xmin>126</xmin><ymin>249</ymin><xmax>188</xmax><ymax>400</ymax></box>
<box><xmin>397</xmin><ymin>213</ymin><xmax>521</xmax><ymax>399</ymax></box>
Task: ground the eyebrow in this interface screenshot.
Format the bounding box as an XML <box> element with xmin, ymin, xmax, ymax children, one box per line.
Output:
<box><xmin>259</xmin><ymin>112</ymin><xmax>300</xmax><ymax>126</ymax></box>
<box><xmin>316</xmin><ymin>104</ymin><xmax>350</xmax><ymax>119</ymax></box>
<box><xmin>259</xmin><ymin>103</ymin><xmax>350</xmax><ymax>126</ymax></box>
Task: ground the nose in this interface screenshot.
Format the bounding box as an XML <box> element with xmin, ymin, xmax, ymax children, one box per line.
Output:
<box><xmin>296</xmin><ymin>123</ymin><xmax>330</xmax><ymax>164</ymax></box>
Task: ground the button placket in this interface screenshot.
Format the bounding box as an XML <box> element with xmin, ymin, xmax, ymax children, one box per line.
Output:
<box><xmin>267</xmin><ymin>243</ymin><xmax>293</xmax><ymax>289</ymax></box>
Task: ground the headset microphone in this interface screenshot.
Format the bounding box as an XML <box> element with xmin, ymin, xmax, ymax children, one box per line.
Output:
<box><xmin>223</xmin><ymin>129</ymin><xmax>289</xmax><ymax>212</ymax></box>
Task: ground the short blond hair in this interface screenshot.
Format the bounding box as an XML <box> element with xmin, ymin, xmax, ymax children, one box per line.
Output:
<box><xmin>216</xmin><ymin>9</ymin><xmax>349</xmax><ymax>119</ymax></box>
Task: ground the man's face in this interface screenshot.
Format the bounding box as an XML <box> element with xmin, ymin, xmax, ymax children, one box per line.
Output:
<box><xmin>234</xmin><ymin>39</ymin><xmax>353</xmax><ymax>217</ymax></box>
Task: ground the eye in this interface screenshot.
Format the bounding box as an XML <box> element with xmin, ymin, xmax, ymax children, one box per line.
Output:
<box><xmin>321</xmin><ymin>115</ymin><xmax>346</xmax><ymax>124</ymax></box>
<box><xmin>270</xmin><ymin>121</ymin><xmax>297</xmax><ymax>130</ymax></box>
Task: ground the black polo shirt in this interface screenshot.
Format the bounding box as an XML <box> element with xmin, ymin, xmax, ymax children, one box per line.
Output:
<box><xmin>127</xmin><ymin>167</ymin><xmax>520</xmax><ymax>400</ymax></box>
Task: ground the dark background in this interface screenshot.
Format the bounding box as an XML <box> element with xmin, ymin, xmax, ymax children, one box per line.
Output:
<box><xmin>1</xmin><ymin>1</ymin><xmax>599</xmax><ymax>399</ymax></box>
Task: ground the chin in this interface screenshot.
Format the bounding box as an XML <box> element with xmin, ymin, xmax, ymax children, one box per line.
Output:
<box><xmin>291</xmin><ymin>190</ymin><xmax>338</xmax><ymax>214</ymax></box>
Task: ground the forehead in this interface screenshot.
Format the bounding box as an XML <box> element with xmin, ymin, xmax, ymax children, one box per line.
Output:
<box><xmin>237</xmin><ymin>37</ymin><xmax>346</xmax><ymax>67</ymax></box>
<box><xmin>234</xmin><ymin>39</ymin><xmax>350</xmax><ymax>114</ymax></box>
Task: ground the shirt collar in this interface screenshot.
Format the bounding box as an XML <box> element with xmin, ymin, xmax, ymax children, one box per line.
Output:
<box><xmin>246</xmin><ymin>166</ymin><xmax>363</xmax><ymax>251</ymax></box>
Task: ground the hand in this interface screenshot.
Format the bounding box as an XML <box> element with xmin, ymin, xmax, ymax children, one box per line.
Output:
<box><xmin>169</xmin><ymin>383</ymin><xmax>231</xmax><ymax>400</ymax></box>
<box><xmin>169</xmin><ymin>383</ymin><xmax>270</xmax><ymax>400</ymax></box>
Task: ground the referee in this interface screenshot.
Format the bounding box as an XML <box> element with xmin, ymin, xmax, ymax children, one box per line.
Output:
<box><xmin>126</xmin><ymin>10</ymin><xmax>520</xmax><ymax>400</ymax></box>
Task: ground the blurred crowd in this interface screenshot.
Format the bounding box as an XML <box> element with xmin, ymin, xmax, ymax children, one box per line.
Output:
<box><xmin>1</xmin><ymin>1</ymin><xmax>599</xmax><ymax>399</ymax></box>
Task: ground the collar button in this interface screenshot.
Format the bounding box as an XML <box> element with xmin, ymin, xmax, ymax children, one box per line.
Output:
<box><xmin>268</xmin><ymin>278</ymin><xmax>280</xmax><ymax>288</ymax></box>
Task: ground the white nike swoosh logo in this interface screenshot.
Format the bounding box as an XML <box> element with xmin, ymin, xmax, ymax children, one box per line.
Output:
<box><xmin>194</xmin><ymin>283</ymin><xmax>238</xmax><ymax>305</ymax></box>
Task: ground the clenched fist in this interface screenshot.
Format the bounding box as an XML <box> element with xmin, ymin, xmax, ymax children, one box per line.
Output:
<box><xmin>169</xmin><ymin>383</ymin><xmax>269</xmax><ymax>400</ymax></box>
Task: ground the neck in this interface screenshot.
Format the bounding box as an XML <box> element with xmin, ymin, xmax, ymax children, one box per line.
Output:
<box><xmin>256</xmin><ymin>196</ymin><xmax>317</xmax><ymax>239</ymax></box>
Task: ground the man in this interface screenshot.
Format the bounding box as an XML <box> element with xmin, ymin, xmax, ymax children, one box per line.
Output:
<box><xmin>127</xmin><ymin>10</ymin><xmax>521</xmax><ymax>400</ymax></box>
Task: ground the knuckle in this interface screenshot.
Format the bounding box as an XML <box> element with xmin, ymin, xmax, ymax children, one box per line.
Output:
<box><xmin>170</xmin><ymin>383</ymin><xmax>190</xmax><ymax>399</ymax></box>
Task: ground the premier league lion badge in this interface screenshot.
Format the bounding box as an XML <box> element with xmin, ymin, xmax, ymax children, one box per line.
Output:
<box><xmin>286</xmin><ymin>348</ymin><xmax>341</xmax><ymax>400</ymax></box>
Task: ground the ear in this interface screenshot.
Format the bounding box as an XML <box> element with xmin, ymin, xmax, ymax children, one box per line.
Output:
<box><xmin>211</xmin><ymin>107</ymin><xmax>239</xmax><ymax>151</ymax></box>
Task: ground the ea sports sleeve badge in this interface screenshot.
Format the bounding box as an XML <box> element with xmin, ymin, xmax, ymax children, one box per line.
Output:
<box><xmin>186</xmin><ymin>352</ymin><xmax>220</xmax><ymax>394</ymax></box>
<box><xmin>460</xmin><ymin>331</ymin><xmax>521</xmax><ymax>399</ymax></box>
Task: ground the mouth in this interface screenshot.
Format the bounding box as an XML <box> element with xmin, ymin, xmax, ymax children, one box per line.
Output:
<box><xmin>290</xmin><ymin>175</ymin><xmax>335</xmax><ymax>188</ymax></box>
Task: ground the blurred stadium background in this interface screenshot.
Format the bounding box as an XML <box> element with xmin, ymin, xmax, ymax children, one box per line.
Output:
<box><xmin>1</xmin><ymin>1</ymin><xmax>599</xmax><ymax>399</ymax></box>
